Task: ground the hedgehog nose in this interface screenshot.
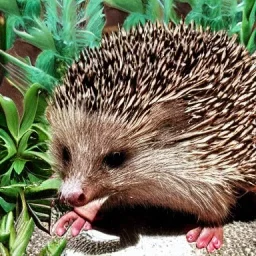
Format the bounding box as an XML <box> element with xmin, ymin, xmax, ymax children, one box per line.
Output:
<box><xmin>65</xmin><ymin>192</ymin><xmax>87</xmax><ymax>207</ymax></box>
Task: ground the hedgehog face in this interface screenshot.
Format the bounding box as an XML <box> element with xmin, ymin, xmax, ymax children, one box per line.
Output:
<box><xmin>47</xmin><ymin>104</ymin><xmax>236</xmax><ymax>225</ymax></box>
<box><xmin>47</xmin><ymin>109</ymin><xmax>133</xmax><ymax>201</ymax></box>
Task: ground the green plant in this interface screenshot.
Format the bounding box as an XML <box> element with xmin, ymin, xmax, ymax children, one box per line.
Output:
<box><xmin>104</xmin><ymin>0</ymin><xmax>256</xmax><ymax>54</ymax></box>
<box><xmin>105</xmin><ymin>0</ymin><xmax>182</xmax><ymax>29</ymax></box>
<box><xmin>0</xmin><ymin>82</ymin><xmax>59</xmax><ymax>216</ymax></box>
<box><xmin>0</xmin><ymin>178</ymin><xmax>61</xmax><ymax>230</ymax></box>
<box><xmin>182</xmin><ymin>0</ymin><xmax>256</xmax><ymax>52</ymax></box>
<box><xmin>0</xmin><ymin>0</ymin><xmax>105</xmax><ymax>91</ymax></box>
<box><xmin>0</xmin><ymin>83</ymin><xmax>51</xmax><ymax>187</ymax></box>
<box><xmin>0</xmin><ymin>78</ymin><xmax>62</xmax><ymax>253</ymax></box>
<box><xmin>240</xmin><ymin>0</ymin><xmax>256</xmax><ymax>53</ymax></box>
<box><xmin>0</xmin><ymin>191</ymin><xmax>34</xmax><ymax>256</ymax></box>
<box><xmin>185</xmin><ymin>0</ymin><xmax>241</xmax><ymax>33</ymax></box>
<box><xmin>0</xmin><ymin>188</ymin><xmax>65</xmax><ymax>255</ymax></box>
<box><xmin>39</xmin><ymin>237</ymin><xmax>67</xmax><ymax>256</ymax></box>
<box><xmin>0</xmin><ymin>80</ymin><xmax>64</xmax><ymax>229</ymax></box>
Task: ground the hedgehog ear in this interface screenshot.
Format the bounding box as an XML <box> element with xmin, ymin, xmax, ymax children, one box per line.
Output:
<box><xmin>149</xmin><ymin>99</ymin><xmax>190</xmax><ymax>133</ymax></box>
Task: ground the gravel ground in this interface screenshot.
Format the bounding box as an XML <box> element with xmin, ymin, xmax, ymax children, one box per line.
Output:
<box><xmin>27</xmin><ymin>219</ymin><xmax>256</xmax><ymax>256</ymax></box>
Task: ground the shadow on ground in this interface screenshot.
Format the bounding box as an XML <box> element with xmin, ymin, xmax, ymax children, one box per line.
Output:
<box><xmin>89</xmin><ymin>191</ymin><xmax>256</xmax><ymax>248</ymax></box>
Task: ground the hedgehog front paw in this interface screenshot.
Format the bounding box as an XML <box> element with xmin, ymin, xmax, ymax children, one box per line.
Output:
<box><xmin>186</xmin><ymin>226</ymin><xmax>223</xmax><ymax>253</ymax></box>
<box><xmin>54</xmin><ymin>211</ymin><xmax>92</xmax><ymax>237</ymax></box>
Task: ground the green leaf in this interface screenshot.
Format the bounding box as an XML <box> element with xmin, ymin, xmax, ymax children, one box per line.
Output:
<box><xmin>17</xmin><ymin>130</ymin><xmax>33</xmax><ymax>153</ymax></box>
<box><xmin>248</xmin><ymin>0</ymin><xmax>256</xmax><ymax>29</ymax></box>
<box><xmin>27</xmin><ymin>167</ymin><xmax>53</xmax><ymax>182</ymax></box>
<box><xmin>0</xmin><ymin>213</ymin><xmax>11</xmax><ymax>241</ymax></box>
<box><xmin>244</xmin><ymin>0</ymin><xmax>255</xmax><ymax>18</ymax></box>
<box><xmin>5</xmin><ymin>211</ymin><xmax>14</xmax><ymax>232</ymax></box>
<box><xmin>0</xmin><ymin>0</ymin><xmax>20</xmax><ymax>16</ymax></box>
<box><xmin>0</xmin><ymin>197</ymin><xmax>15</xmax><ymax>213</ymax></box>
<box><xmin>26</xmin><ymin>199</ymin><xmax>52</xmax><ymax>206</ymax></box>
<box><xmin>39</xmin><ymin>238</ymin><xmax>67</xmax><ymax>256</ymax></box>
<box><xmin>11</xmin><ymin>218</ymin><xmax>34</xmax><ymax>256</ymax></box>
<box><xmin>0</xmin><ymin>185</ymin><xmax>22</xmax><ymax>198</ymax></box>
<box><xmin>0</xmin><ymin>129</ymin><xmax>17</xmax><ymax>165</ymax></box>
<box><xmin>0</xmin><ymin>212</ymin><xmax>16</xmax><ymax>249</ymax></box>
<box><xmin>0</xmin><ymin>242</ymin><xmax>9</xmax><ymax>256</ymax></box>
<box><xmin>34</xmin><ymin>93</ymin><xmax>49</xmax><ymax>122</ymax></box>
<box><xmin>241</xmin><ymin>14</ymin><xmax>251</xmax><ymax>44</ymax></box>
<box><xmin>0</xmin><ymin>214</ymin><xmax>7</xmax><ymax>232</ymax></box>
<box><xmin>81</xmin><ymin>0</ymin><xmax>105</xmax><ymax>48</ymax></box>
<box><xmin>5</xmin><ymin>15</ymin><xmax>24</xmax><ymax>49</ymax></box>
<box><xmin>14</xmin><ymin>19</ymin><xmax>56</xmax><ymax>51</ymax></box>
<box><xmin>27</xmin><ymin>173</ymin><xmax>42</xmax><ymax>183</ymax></box>
<box><xmin>27</xmin><ymin>202</ymin><xmax>51</xmax><ymax>214</ymax></box>
<box><xmin>185</xmin><ymin>0</ymin><xmax>238</xmax><ymax>32</ymax></box>
<box><xmin>104</xmin><ymin>0</ymin><xmax>144</xmax><ymax>13</ymax></box>
<box><xmin>61</xmin><ymin>0</ymin><xmax>77</xmax><ymax>49</ymax></box>
<box><xmin>0</xmin><ymin>166</ymin><xmax>14</xmax><ymax>186</ymax></box>
<box><xmin>29</xmin><ymin>209</ymin><xmax>50</xmax><ymax>221</ymax></box>
<box><xmin>23</xmin><ymin>0</ymin><xmax>41</xmax><ymax>18</ymax></box>
<box><xmin>23</xmin><ymin>150</ymin><xmax>52</xmax><ymax>164</ymax></box>
<box><xmin>32</xmin><ymin>123</ymin><xmax>51</xmax><ymax>140</ymax></box>
<box><xmin>5</xmin><ymin>211</ymin><xmax>15</xmax><ymax>249</ymax></box>
<box><xmin>123</xmin><ymin>13</ymin><xmax>147</xmax><ymax>30</ymax></box>
<box><xmin>27</xmin><ymin>205</ymin><xmax>50</xmax><ymax>231</ymax></box>
<box><xmin>145</xmin><ymin>0</ymin><xmax>163</xmax><ymax>22</ymax></box>
<box><xmin>162</xmin><ymin>0</ymin><xmax>180</xmax><ymax>24</ymax></box>
<box><xmin>25</xmin><ymin>178</ymin><xmax>61</xmax><ymax>194</ymax></box>
<box><xmin>0</xmin><ymin>95</ymin><xmax>19</xmax><ymax>141</ymax></box>
<box><xmin>247</xmin><ymin>29</ymin><xmax>256</xmax><ymax>54</ymax></box>
<box><xmin>19</xmin><ymin>83</ymin><xmax>45</xmax><ymax>137</ymax></box>
<box><xmin>0</xmin><ymin>50</ymin><xmax>57</xmax><ymax>91</ymax></box>
<box><xmin>13</xmin><ymin>159</ymin><xmax>26</xmax><ymax>175</ymax></box>
<box><xmin>35</xmin><ymin>50</ymin><xmax>57</xmax><ymax>77</ymax></box>
<box><xmin>19</xmin><ymin>190</ymin><xmax>29</xmax><ymax>222</ymax></box>
<box><xmin>43</xmin><ymin>0</ymin><xmax>59</xmax><ymax>36</ymax></box>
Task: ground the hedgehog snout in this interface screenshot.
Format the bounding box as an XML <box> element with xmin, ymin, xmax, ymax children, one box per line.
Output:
<box><xmin>60</xmin><ymin>190</ymin><xmax>87</xmax><ymax>207</ymax></box>
<box><xmin>60</xmin><ymin>177</ymin><xmax>87</xmax><ymax>207</ymax></box>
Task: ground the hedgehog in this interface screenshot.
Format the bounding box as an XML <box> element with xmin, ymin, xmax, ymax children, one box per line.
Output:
<box><xmin>46</xmin><ymin>22</ymin><xmax>256</xmax><ymax>253</ymax></box>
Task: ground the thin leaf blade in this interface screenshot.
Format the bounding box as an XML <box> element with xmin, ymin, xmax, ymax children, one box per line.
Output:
<box><xmin>0</xmin><ymin>95</ymin><xmax>19</xmax><ymax>140</ymax></box>
<box><xmin>19</xmin><ymin>83</ymin><xmax>45</xmax><ymax>137</ymax></box>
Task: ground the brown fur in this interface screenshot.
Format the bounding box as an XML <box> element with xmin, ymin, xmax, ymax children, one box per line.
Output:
<box><xmin>47</xmin><ymin>23</ymin><xmax>256</xmax><ymax>226</ymax></box>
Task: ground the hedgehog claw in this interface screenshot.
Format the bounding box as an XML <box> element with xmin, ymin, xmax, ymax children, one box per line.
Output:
<box><xmin>54</xmin><ymin>211</ymin><xmax>91</xmax><ymax>237</ymax></box>
<box><xmin>186</xmin><ymin>226</ymin><xmax>223</xmax><ymax>253</ymax></box>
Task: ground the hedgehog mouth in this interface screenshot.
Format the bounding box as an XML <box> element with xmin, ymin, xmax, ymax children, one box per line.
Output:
<box><xmin>73</xmin><ymin>196</ymin><xmax>109</xmax><ymax>223</ymax></box>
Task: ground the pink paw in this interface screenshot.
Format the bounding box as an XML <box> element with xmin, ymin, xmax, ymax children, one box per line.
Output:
<box><xmin>186</xmin><ymin>226</ymin><xmax>223</xmax><ymax>253</ymax></box>
<box><xmin>53</xmin><ymin>199</ymin><xmax>105</xmax><ymax>237</ymax></box>
<box><xmin>54</xmin><ymin>211</ymin><xmax>92</xmax><ymax>237</ymax></box>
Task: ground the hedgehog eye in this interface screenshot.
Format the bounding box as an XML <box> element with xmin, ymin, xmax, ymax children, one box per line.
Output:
<box><xmin>103</xmin><ymin>151</ymin><xmax>126</xmax><ymax>169</ymax></box>
<box><xmin>62</xmin><ymin>146</ymin><xmax>71</xmax><ymax>165</ymax></box>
